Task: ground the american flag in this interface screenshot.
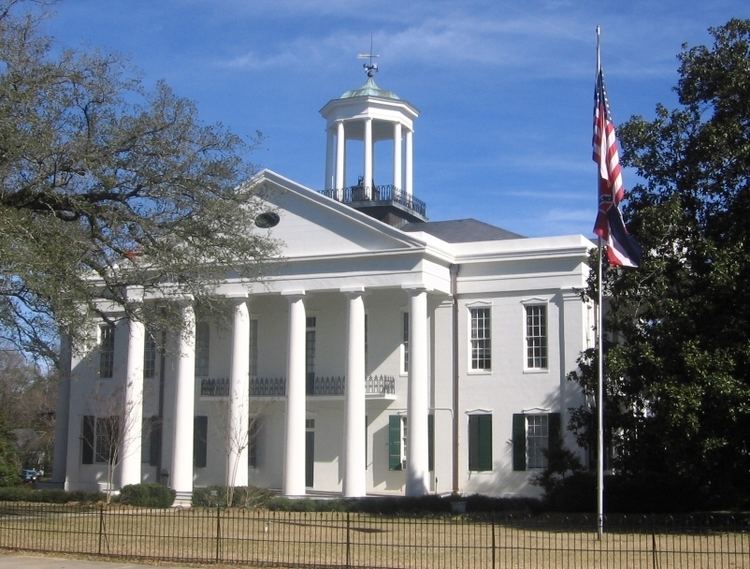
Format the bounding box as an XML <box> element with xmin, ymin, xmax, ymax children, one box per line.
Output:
<box><xmin>592</xmin><ymin>69</ymin><xmax>640</xmax><ymax>267</ymax></box>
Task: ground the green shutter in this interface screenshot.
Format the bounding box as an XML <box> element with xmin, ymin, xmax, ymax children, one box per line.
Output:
<box><xmin>81</xmin><ymin>415</ymin><xmax>94</xmax><ymax>465</ymax></box>
<box><xmin>428</xmin><ymin>414</ymin><xmax>434</xmax><ymax>471</ymax></box>
<box><xmin>469</xmin><ymin>415</ymin><xmax>492</xmax><ymax>471</ymax></box>
<box><xmin>477</xmin><ymin>415</ymin><xmax>492</xmax><ymax>471</ymax></box>
<box><xmin>512</xmin><ymin>414</ymin><xmax>526</xmax><ymax>471</ymax></box>
<box><xmin>548</xmin><ymin>412</ymin><xmax>562</xmax><ymax>455</ymax></box>
<box><xmin>194</xmin><ymin>416</ymin><xmax>207</xmax><ymax>468</ymax></box>
<box><xmin>388</xmin><ymin>415</ymin><xmax>402</xmax><ymax>471</ymax></box>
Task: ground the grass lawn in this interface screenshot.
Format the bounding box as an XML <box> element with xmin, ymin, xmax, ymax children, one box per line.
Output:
<box><xmin>0</xmin><ymin>502</ymin><xmax>747</xmax><ymax>568</ymax></box>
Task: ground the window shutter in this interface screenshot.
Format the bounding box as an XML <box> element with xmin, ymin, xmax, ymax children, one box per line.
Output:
<box><xmin>194</xmin><ymin>416</ymin><xmax>208</xmax><ymax>468</ymax></box>
<box><xmin>477</xmin><ymin>415</ymin><xmax>492</xmax><ymax>471</ymax></box>
<box><xmin>428</xmin><ymin>414</ymin><xmax>434</xmax><ymax>471</ymax></box>
<box><xmin>81</xmin><ymin>415</ymin><xmax>95</xmax><ymax>465</ymax></box>
<box><xmin>468</xmin><ymin>415</ymin><xmax>479</xmax><ymax>471</ymax></box>
<box><xmin>548</xmin><ymin>412</ymin><xmax>562</xmax><ymax>455</ymax></box>
<box><xmin>388</xmin><ymin>415</ymin><xmax>402</xmax><ymax>471</ymax></box>
<box><xmin>512</xmin><ymin>414</ymin><xmax>526</xmax><ymax>471</ymax></box>
<box><xmin>149</xmin><ymin>417</ymin><xmax>162</xmax><ymax>466</ymax></box>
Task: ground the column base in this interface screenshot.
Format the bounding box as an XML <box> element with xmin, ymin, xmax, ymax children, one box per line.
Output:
<box><xmin>172</xmin><ymin>490</ymin><xmax>193</xmax><ymax>508</ymax></box>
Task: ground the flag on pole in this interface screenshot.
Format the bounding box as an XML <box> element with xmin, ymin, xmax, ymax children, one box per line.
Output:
<box><xmin>592</xmin><ymin>69</ymin><xmax>641</xmax><ymax>267</ymax></box>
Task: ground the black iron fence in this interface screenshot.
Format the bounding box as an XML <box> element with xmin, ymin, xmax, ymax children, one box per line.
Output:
<box><xmin>0</xmin><ymin>502</ymin><xmax>747</xmax><ymax>568</ymax></box>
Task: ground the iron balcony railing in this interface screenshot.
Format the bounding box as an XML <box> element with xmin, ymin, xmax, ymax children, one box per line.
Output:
<box><xmin>321</xmin><ymin>184</ymin><xmax>427</xmax><ymax>218</ymax></box>
<box><xmin>200</xmin><ymin>375</ymin><xmax>396</xmax><ymax>398</ymax></box>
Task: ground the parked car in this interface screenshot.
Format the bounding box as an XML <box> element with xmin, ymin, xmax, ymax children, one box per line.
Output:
<box><xmin>21</xmin><ymin>468</ymin><xmax>43</xmax><ymax>483</ymax></box>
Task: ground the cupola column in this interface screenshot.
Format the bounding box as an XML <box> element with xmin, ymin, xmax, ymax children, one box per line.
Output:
<box><xmin>363</xmin><ymin>118</ymin><xmax>373</xmax><ymax>198</ymax></box>
<box><xmin>405</xmin><ymin>128</ymin><xmax>414</xmax><ymax>197</ymax></box>
<box><xmin>335</xmin><ymin>121</ymin><xmax>345</xmax><ymax>197</ymax></box>
<box><xmin>393</xmin><ymin>122</ymin><xmax>402</xmax><ymax>190</ymax></box>
<box><xmin>325</xmin><ymin>128</ymin><xmax>335</xmax><ymax>191</ymax></box>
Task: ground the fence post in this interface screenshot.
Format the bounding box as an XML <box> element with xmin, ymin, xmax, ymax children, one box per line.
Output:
<box><xmin>215</xmin><ymin>506</ymin><xmax>222</xmax><ymax>563</ymax></box>
<box><xmin>346</xmin><ymin>511</ymin><xmax>351</xmax><ymax>569</ymax></box>
<box><xmin>492</xmin><ymin>516</ymin><xmax>497</xmax><ymax>569</ymax></box>
<box><xmin>97</xmin><ymin>506</ymin><xmax>104</xmax><ymax>555</ymax></box>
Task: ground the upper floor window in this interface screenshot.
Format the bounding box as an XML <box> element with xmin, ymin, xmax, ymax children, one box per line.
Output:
<box><xmin>195</xmin><ymin>322</ymin><xmax>210</xmax><ymax>377</ymax></box>
<box><xmin>401</xmin><ymin>312</ymin><xmax>409</xmax><ymax>374</ymax></box>
<box><xmin>525</xmin><ymin>305</ymin><xmax>548</xmax><ymax>369</ymax></box>
<box><xmin>143</xmin><ymin>328</ymin><xmax>157</xmax><ymax>379</ymax></box>
<box><xmin>99</xmin><ymin>324</ymin><xmax>115</xmax><ymax>378</ymax></box>
<box><xmin>470</xmin><ymin>307</ymin><xmax>491</xmax><ymax>371</ymax></box>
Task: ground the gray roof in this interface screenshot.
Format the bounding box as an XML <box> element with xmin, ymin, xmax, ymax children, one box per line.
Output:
<box><xmin>400</xmin><ymin>219</ymin><xmax>524</xmax><ymax>243</ymax></box>
<box><xmin>340</xmin><ymin>77</ymin><xmax>401</xmax><ymax>101</ymax></box>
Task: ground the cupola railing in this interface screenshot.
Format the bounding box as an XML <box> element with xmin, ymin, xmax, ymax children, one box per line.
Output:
<box><xmin>321</xmin><ymin>184</ymin><xmax>426</xmax><ymax>218</ymax></box>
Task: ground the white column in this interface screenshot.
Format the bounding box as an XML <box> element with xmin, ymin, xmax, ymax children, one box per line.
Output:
<box><xmin>227</xmin><ymin>297</ymin><xmax>250</xmax><ymax>488</ymax></box>
<box><xmin>170</xmin><ymin>302</ymin><xmax>196</xmax><ymax>506</ymax></box>
<box><xmin>363</xmin><ymin>118</ymin><xmax>373</xmax><ymax>198</ymax></box>
<box><xmin>405</xmin><ymin>128</ymin><xmax>414</xmax><ymax>197</ymax></box>
<box><xmin>343</xmin><ymin>289</ymin><xmax>366</xmax><ymax>497</ymax></box>
<box><xmin>336</xmin><ymin>121</ymin><xmax>345</xmax><ymax>197</ymax></box>
<box><xmin>283</xmin><ymin>292</ymin><xmax>306</xmax><ymax>496</ymax></box>
<box><xmin>51</xmin><ymin>334</ymin><xmax>72</xmax><ymax>484</ymax></box>
<box><xmin>406</xmin><ymin>288</ymin><xmax>429</xmax><ymax>496</ymax></box>
<box><xmin>393</xmin><ymin>122</ymin><xmax>402</xmax><ymax>190</ymax></box>
<box><xmin>324</xmin><ymin>128</ymin><xmax>334</xmax><ymax>192</ymax></box>
<box><xmin>119</xmin><ymin>316</ymin><xmax>145</xmax><ymax>488</ymax></box>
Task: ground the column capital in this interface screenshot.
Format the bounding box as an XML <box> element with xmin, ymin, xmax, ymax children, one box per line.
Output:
<box><xmin>401</xmin><ymin>284</ymin><xmax>430</xmax><ymax>295</ymax></box>
<box><xmin>281</xmin><ymin>289</ymin><xmax>306</xmax><ymax>300</ymax></box>
<box><xmin>124</xmin><ymin>286</ymin><xmax>145</xmax><ymax>303</ymax></box>
<box><xmin>225</xmin><ymin>292</ymin><xmax>249</xmax><ymax>305</ymax></box>
<box><xmin>340</xmin><ymin>285</ymin><xmax>366</xmax><ymax>296</ymax></box>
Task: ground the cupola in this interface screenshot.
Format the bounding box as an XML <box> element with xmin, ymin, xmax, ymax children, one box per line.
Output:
<box><xmin>320</xmin><ymin>62</ymin><xmax>426</xmax><ymax>227</ymax></box>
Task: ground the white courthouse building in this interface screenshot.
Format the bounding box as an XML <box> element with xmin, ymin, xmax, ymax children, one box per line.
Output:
<box><xmin>52</xmin><ymin>69</ymin><xmax>594</xmax><ymax>505</ymax></box>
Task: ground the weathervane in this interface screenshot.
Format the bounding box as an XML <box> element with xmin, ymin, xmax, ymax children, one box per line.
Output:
<box><xmin>357</xmin><ymin>34</ymin><xmax>379</xmax><ymax>78</ymax></box>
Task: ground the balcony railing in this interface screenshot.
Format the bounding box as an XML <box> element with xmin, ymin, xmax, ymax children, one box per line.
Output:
<box><xmin>321</xmin><ymin>184</ymin><xmax>426</xmax><ymax>218</ymax></box>
<box><xmin>200</xmin><ymin>375</ymin><xmax>396</xmax><ymax>398</ymax></box>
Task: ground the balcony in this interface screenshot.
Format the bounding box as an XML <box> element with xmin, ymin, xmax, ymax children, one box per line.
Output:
<box><xmin>199</xmin><ymin>375</ymin><xmax>396</xmax><ymax>399</ymax></box>
<box><xmin>320</xmin><ymin>184</ymin><xmax>426</xmax><ymax>221</ymax></box>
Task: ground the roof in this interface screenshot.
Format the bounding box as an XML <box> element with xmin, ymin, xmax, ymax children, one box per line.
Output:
<box><xmin>340</xmin><ymin>77</ymin><xmax>401</xmax><ymax>101</ymax></box>
<box><xmin>400</xmin><ymin>219</ymin><xmax>525</xmax><ymax>243</ymax></box>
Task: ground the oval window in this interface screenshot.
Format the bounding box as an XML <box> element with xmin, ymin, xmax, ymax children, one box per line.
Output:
<box><xmin>254</xmin><ymin>211</ymin><xmax>280</xmax><ymax>228</ymax></box>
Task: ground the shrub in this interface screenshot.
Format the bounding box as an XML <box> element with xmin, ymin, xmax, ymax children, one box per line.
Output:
<box><xmin>0</xmin><ymin>486</ymin><xmax>103</xmax><ymax>503</ymax></box>
<box><xmin>118</xmin><ymin>483</ymin><xmax>175</xmax><ymax>508</ymax></box>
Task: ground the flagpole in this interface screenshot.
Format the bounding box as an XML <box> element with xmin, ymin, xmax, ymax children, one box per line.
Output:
<box><xmin>595</xmin><ymin>24</ymin><xmax>605</xmax><ymax>541</ymax></box>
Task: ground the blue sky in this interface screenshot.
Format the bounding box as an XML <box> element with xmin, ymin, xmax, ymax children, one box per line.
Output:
<box><xmin>39</xmin><ymin>0</ymin><xmax>750</xmax><ymax>238</ymax></box>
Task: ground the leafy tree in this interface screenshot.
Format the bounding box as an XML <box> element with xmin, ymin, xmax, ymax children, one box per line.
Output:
<box><xmin>0</xmin><ymin>348</ymin><xmax>55</xmax><ymax>471</ymax></box>
<box><xmin>0</xmin><ymin>1</ymin><xmax>279</xmax><ymax>364</ymax></box>
<box><xmin>569</xmin><ymin>19</ymin><xmax>750</xmax><ymax>509</ymax></box>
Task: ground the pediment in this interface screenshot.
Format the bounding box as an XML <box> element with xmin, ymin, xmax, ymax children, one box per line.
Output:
<box><xmin>247</xmin><ymin>170</ymin><xmax>424</xmax><ymax>258</ymax></box>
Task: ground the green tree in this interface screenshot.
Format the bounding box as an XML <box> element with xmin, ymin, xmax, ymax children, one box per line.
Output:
<box><xmin>569</xmin><ymin>19</ymin><xmax>750</xmax><ymax>509</ymax></box>
<box><xmin>0</xmin><ymin>2</ymin><xmax>279</xmax><ymax>364</ymax></box>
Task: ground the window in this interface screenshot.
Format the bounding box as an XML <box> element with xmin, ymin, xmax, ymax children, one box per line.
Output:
<box><xmin>470</xmin><ymin>307</ymin><xmax>491</xmax><ymax>371</ymax></box>
<box><xmin>388</xmin><ymin>415</ymin><xmax>407</xmax><ymax>471</ymax></box>
<box><xmin>512</xmin><ymin>412</ymin><xmax>561</xmax><ymax>471</ymax></box>
<box><xmin>143</xmin><ymin>329</ymin><xmax>157</xmax><ymax>379</ymax></box>
<box><xmin>194</xmin><ymin>415</ymin><xmax>208</xmax><ymax>468</ymax></box>
<box><xmin>81</xmin><ymin>415</ymin><xmax>119</xmax><ymax>465</ymax></box>
<box><xmin>99</xmin><ymin>324</ymin><xmax>115</xmax><ymax>378</ymax></box>
<box><xmin>306</xmin><ymin>317</ymin><xmax>316</xmax><ymax>393</ymax></box>
<box><xmin>525</xmin><ymin>305</ymin><xmax>548</xmax><ymax>369</ymax></box>
<box><xmin>387</xmin><ymin>414</ymin><xmax>434</xmax><ymax>471</ymax></box>
<box><xmin>401</xmin><ymin>312</ymin><xmax>409</xmax><ymax>374</ymax></box>
<box><xmin>468</xmin><ymin>414</ymin><xmax>492</xmax><ymax>471</ymax></box>
<box><xmin>249</xmin><ymin>319</ymin><xmax>258</xmax><ymax>377</ymax></box>
<box><xmin>195</xmin><ymin>322</ymin><xmax>210</xmax><ymax>377</ymax></box>
<box><xmin>141</xmin><ymin>416</ymin><xmax>161</xmax><ymax>466</ymax></box>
